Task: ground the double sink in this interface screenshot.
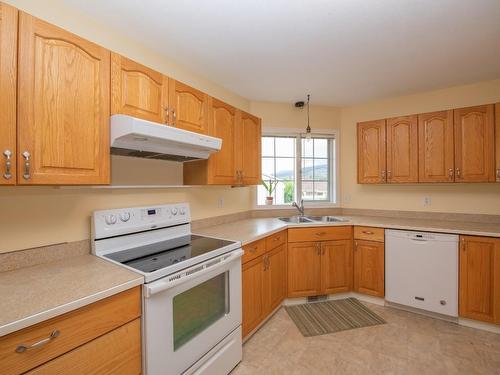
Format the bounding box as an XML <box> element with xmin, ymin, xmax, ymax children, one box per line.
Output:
<box><xmin>278</xmin><ymin>215</ymin><xmax>349</xmax><ymax>224</ymax></box>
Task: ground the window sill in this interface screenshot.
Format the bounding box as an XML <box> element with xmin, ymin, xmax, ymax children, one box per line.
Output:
<box><xmin>254</xmin><ymin>203</ymin><xmax>339</xmax><ymax>210</ymax></box>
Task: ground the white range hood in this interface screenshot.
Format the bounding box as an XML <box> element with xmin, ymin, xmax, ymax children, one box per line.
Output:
<box><xmin>110</xmin><ymin>114</ymin><xmax>222</xmax><ymax>161</ymax></box>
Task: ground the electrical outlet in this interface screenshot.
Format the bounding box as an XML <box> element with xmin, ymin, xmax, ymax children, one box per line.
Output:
<box><xmin>422</xmin><ymin>196</ymin><xmax>431</xmax><ymax>206</ymax></box>
<box><xmin>217</xmin><ymin>196</ymin><xmax>224</xmax><ymax>208</ymax></box>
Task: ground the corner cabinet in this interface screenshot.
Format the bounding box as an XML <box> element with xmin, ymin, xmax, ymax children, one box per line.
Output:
<box><xmin>0</xmin><ymin>3</ymin><xmax>17</xmax><ymax>185</ymax></box>
<box><xmin>17</xmin><ymin>12</ymin><xmax>110</xmax><ymax>184</ymax></box>
<box><xmin>357</xmin><ymin>120</ymin><xmax>386</xmax><ymax>184</ymax></box>
<box><xmin>459</xmin><ymin>235</ymin><xmax>500</xmax><ymax>324</ymax></box>
<box><xmin>111</xmin><ymin>53</ymin><xmax>169</xmax><ymax>124</ymax></box>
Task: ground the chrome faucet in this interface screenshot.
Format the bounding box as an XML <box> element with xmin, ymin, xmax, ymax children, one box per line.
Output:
<box><xmin>292</xmin><ymin>199</ymin><xmax>305</xmax><ymax>216</ymax></box>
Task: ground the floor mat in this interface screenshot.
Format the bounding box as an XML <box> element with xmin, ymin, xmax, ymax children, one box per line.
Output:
<box><xmin>285</xmin><ymin>298</ymin><xmax>386</xmax><ymax>337</ymax></box>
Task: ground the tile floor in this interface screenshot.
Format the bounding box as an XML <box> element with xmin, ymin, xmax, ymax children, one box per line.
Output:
<box><xmin>232</xmin><ymin>302</ymin><xmax>500</xmax><ymax>374</ymax></box>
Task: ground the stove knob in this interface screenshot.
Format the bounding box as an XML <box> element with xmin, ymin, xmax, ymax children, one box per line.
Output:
<box><xmin>119</xmin><ymin>212</ymin><xmax>131</xmax><ymax>222</ymax></box>
<box><xmin>105</xmin><ymin>214</ymin><xmax>117</xmax><ymax>225</ymax></box>
<box><xmin>179</xmin><ymin>207</ymin><xmax>186</xmax><ymax>215</ymax></box>
<box><xmin>171</xmin><ymin>207</ymin><xmax>178</xmax><ymax>216</ymax></box>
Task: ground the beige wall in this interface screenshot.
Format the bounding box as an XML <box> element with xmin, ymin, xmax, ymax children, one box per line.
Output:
<box><xmin>340</xmin><ymin>79</ymin><xmax>500</xmax><ymax>214</ymax></box>
<box><xmin>0</xmin><ymin>0</ymin><xmax>253</xmax><ymax>253</ymax></box>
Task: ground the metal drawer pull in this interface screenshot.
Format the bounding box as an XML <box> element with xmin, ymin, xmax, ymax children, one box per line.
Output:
<box><xmin>448</xmin><ymin>168</ymin><xmax>454</xmax><ymax>179</ymax></box>
<box><xmin>3</xmin><ymin>150</ymin><xmax>12</xmax><ymax>180</ymax></box>
<box><xmin>249</xmin><ymin>246</ymin><xmax>258</xmax><ymax>253</ymax></box>
<box><xmin>315</xmin><ymin>232</ymin><xmax>326</xmax><ymax>236</ymax></box>
<box><xmin>22</xmin><ymin>151</ymin><xmax>31</xmax><ymax>180</ymax></box>
<box><xmin>272</xmin><ymin>237</ymin><xmax>280</xmax><ymax>241</ymax></box>
<box><xmin>362</xmin><ymin>231</ymin><xmax>374</xmax><ymax>235</ymax></box>
<box><xmin>16</xmin><ymin>330</ymin><xmax>60</xmax><ymax>353</ymax></box>
<box><xmin>455</xmin><ymin>168</ymin><xmax>461</xmax><ymax>178</ymax></box>
<box><xmin>497</xmin><ymin>169</ymin><xmax>500</xmax><ymax>180</ymax></box>
<box><xmin>172</xmin><ymin>109</ymin><xmax>177</xmax><ymax>125</ymax></box>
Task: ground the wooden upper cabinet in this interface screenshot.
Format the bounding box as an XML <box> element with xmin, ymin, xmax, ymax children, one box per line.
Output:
<box><xmin>0</xmin><ymin>3</ymin><xmax>17</xmax><ymax>185</ymax></box>
<box><xmin>386</xmin><ymin>115</ymin><xmax>418</xmax><ymax>183</ymax></box>
<box><xmin>111</xmin><ymin>53</ymin><xmax>169</xmax><ymax>123</ymax></box>
<box><xmin>418</xmin><ymin>110</ymin><xmax>454</xmax><ymax>182</ymax></box>
<box><xmin>459</xmin><ymin>236</ymin><xmax>500</xmax><ymax>324</ymax></box>
<box><xmin>17</xmin><ymin>13</ymin><xmax>110</xmax><ymax>185</ymax></box>
<box><xmin>237</xmin><ymin>110</ymin><xmax>262</xmax><ymax>185</ymax></box>
<box><xmin>321</xmin><ymin>240</ymin><xmax>353</xmax><ymax>295</ymax></box>
<box><xmin>357</xmin><ymin>120</ymin><xmax>386</xmax><ymax>184</ymax></box>
<box><xmin>287</xmin><ymin>242</ymin><xmax>322</xmax><ymax>298</ymax></box>
<box><xmin>169</xmin><ymin>80</ymin><xmax>209</xmax><ymax>134</ymax></box>
<box><xmin>353</xmin><ymin>240</ymin><xmax>384</xmax><ymax>297</ymax></box>
<box><xmin>454</xmin><ymin>105</ymin><xmax>495</xmax><ymax>182</ymax></box>
<box><xmin>495</xmin><ymin>103</ymin><xmax>500</xmax><ymax>182</ymax></box>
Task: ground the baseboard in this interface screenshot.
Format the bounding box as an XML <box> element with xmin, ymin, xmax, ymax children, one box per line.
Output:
<box><xmin>384</xmin><ymin>301</ymin><xmax>458</xmax><ymax>323</ymax></box>
<box><xmin>459</xmin><ymin>318</ymin><xmax>500</xmax><ymax>334</ymax></box>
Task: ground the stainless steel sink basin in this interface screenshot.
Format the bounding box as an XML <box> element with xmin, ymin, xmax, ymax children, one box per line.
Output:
<box><xmin>278</xmin><ymin>216</ymin><xmax>314</xmax><ymax>223</ymax></box>
<box><xmin>306</xmin><ymin>215</ymin><xmax>349</xmax><ymax>223</ymax></box>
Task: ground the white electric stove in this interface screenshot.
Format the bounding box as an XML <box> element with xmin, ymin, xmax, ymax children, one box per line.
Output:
<box><xmin>91</xmin><ymin>203</ymin><xmax>243</xmax><ymax>375</ymax></box>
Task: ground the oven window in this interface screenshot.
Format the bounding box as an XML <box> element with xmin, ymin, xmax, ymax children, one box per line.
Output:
<box><xmin>173</xmin><ymin>272</ymin><xmax>229</xmax><ymax>351</ymax></box>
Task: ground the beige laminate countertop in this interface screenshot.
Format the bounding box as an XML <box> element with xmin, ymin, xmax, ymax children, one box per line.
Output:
<box><xmin>195</xmin><ymin>215</ymin><xmax>500</xmax><ymax>244</ymax></box>
<box><xmin>0</xmin><ymin>255</ymin><xmax>143</xmax><ymax>337</ymax></box>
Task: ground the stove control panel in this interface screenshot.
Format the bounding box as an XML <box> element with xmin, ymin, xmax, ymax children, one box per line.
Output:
<box><xmin>92</xmin><ymin>203</ymin><xmax>190</xmax><ymax>240</ymax></box>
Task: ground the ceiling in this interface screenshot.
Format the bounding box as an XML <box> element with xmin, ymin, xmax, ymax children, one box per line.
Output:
<box><xmin>62</xmin><ymin>0</ymin><xmax>500</xmax><ymax>106</ymax></box>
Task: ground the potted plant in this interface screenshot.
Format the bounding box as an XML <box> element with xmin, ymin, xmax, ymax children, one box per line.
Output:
<box><xmin>261</xmin><ymin>178</ymin><xmax>278</xmax><ymax>205</ymax></box>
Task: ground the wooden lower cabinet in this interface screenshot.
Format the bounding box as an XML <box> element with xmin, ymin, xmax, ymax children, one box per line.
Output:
<box><xmin>0</xmin><ymin>287</ymin><xmax>141</xmax><ymax>375</ymax></box>
<box><xmin>495</xmin><ymin>103</ymin><xmax>500</xmax><ymax>182</ymax></box>
<box><xmin>353</xmin><ymin>240</ymin><xmax>385</xmax><ymax>297</ymax></box>
<box><xmin>459</xmin><ymin>235</ymin><xmax>500</xmax><ymax>324</ymax></box>
<box><xmin>287</xmin><ymin>241</ymin><xmax>322</xmax><ymax>298</ymax></box>
<box><xmin>242</xmin><ymin>256</ymin><xmax>265</xmax><ymax>337</ymax></box>
<box><xmin>264</xmin><ymin>244</ymin><xmax>287</xmax><ymax>314</ymax></box>
<box><xmin>321</xmin><ymin>240</ymin><xmax>353</xmax><ymax>294</ymax></box>
<box><xmin>242</xmin><ymin>231</ymin><xmax>287</xmax><ymax>338</ymax></box>
<box><xmin>26</xmin><ymin>319</ymin><xmax>141</xmax><ymax>375</ymax></box>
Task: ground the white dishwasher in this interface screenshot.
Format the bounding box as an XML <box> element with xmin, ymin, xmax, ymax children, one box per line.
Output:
<box><xmin>385</xmin><ymin>230</ymin><xmax>459</xmax><ymax>317</ymax></box>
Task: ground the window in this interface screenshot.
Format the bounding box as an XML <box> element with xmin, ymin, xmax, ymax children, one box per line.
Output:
<box><xmin>257</xmin><ymin>133</ymin><xmax>337</xmax><ymax>206</ymax></box>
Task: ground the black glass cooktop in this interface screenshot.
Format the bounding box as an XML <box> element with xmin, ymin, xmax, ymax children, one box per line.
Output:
<box><xmin>104</xmin><ymin>235</ymin><xmax>235</xmax><ymax>273</ymax></box>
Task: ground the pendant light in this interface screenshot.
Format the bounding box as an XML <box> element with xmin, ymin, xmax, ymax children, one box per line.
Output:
<box><xmin>305</xmin><ymin>94</ymin><xmax>312</xmax><ymax>140</ymax></box>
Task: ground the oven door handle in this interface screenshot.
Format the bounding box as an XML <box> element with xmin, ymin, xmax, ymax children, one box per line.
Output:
<box><xmin>144</xmin><ymin>249</ymin><xmax>244</xmax><ymax>298</ymax></box>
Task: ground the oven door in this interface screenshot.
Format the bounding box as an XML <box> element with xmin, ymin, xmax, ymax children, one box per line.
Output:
<box><xmin>143</xmin><ymin>249</ymin><xmax>243</xmax><ymax>375</ymax></box>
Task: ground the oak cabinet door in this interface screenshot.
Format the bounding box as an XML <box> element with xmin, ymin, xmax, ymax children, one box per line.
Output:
<box><xmin>264</xmin><ymin>244</ymin><xmax>287</xmax><ymax>315</ymax></box>
<box><xmin>242</xmin><ymin>256</ymin><xmax>265</xmax><ymax>338</ymax></box>
<box><xmin>111</xmin><ymin>53</ymin><xmax>169</xmax><ymax>123</ymax></box>
<box><xmin>287</xmin><ymin>242</ymin><xmax>321</xmax><ymax>298</ymax></box>
<box><xmin>357</xmin><ymin>120</ymin><xmax>386</xmax><ymax>183</ymax></box>
<box><xmin>17</xmin><ymin>13</ymin><xmax>110</xmax><ymax>185</ymax></box>
<box><xmin>208</xmin><ymin>98</ymin><xmax>237</xmax><ymax>184</ymax></box>
<box><xmin>418</xmin><ymin>110</ymin><xmax>454</xmax><ymax>183</ymax></box>
<box><xmin>495</xmin><ymin>103</ymin><xmax>500</xmax><ymax>182</ymax></box>
<box><xmin>320</xmin><ymin>240</ymin><xmax>353</xmax><ymax>295</ymax></box>
<box><xmin>237</xmin><ymin>110</ymin><xmax>262</xmax><ymax>185</ymax></box>
<box><xmin>0</xmin><ymin>3</ymin><xmax>17</xmax><ymax>185</ymax></box>
<box><xmin>169</xmin><ymin>80</ymin><xmax>208</xmax><ymax>134</ymax></box>
<box><xmin>459</xmin><ymin>236</ymin><xmax>500</xmax><ymax>324</ymax></box>
<box><xmin>454</xmin><ymin>105</ymin><xmax>495</xmax><ymax>182</ymax></box>
<box><xmin>386</xmin><ymin>115</ymin><xmax>418</xmax><ymax>183</ymax></box>
<box><xmin>353</xmin><ymin>240</ymin><xmax>385</xmax><ymax>297</ymax></box>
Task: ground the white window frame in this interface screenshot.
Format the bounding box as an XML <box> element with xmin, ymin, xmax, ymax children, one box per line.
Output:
<box><xmin>254</xmin><ymin>127</ymin><xmax>340</xmax><ymax>210</ymax></box>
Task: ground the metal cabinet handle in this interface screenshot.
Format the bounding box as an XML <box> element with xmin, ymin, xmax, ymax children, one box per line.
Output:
<box><xmin>22</xmin><ymin>151</ymin><xmax>31</xmax><ymax>180</ymax></box>
<box><xmin>16</xmin><ymin>330</ymin><xmax>60</xmax><ymax>353</ymax></box>
<box><xmin>249</xmin><ymin>245</ymin><xmax>258</xmax><ymax>253</ymax></box>
<box><xmin>172</xmin><ymin>109</ymin><xmax>176</xmax><ymax>125</ymax></box>
<box><xmin>448</xmin><ymin>168</ymin><xmax>454</xmax><ymax>180</ymax></box>
<box><xmin>362</xmin><ymin>231</ymin><xmax>374</xmax><ymax>235</ymax></box>
<box><xmin>272</xmin><ymin>236</ymin><xmax>280</xmax><ymax>241</ymax></box>
<box><xmin>496</xmin><ymin>168</ymin><xmax>500</xmax><ymax>181</ymax></box>
<box><xmin>387</xmin><ymin>170</ymin><xmax>392</xmax><ymax>179</ymax></box>
<box><xmin>315</xmin><ymin>231</ymin><xmax>326</xmax><ymax>236</ymax></box>
<box><xmin>381</xmin><ymin>170</ymin><xmax>386</xmax><ymax>181</ymax></box>
<box><xmin>163</xmin><ymin>106</ymin><xmax>169</xmax><ymax>124</ymax></box>
<box><xmin>455</xmin><ymin>168</ymin><xmax>461</xmax><ymax>179</ymax></box>
<box><xmin>316</xmin><ymin>243</ymin><xmax>321</xmax><ymax>255</ymax></box>
<box><xmin>3</xmin><ymin>150</ymin><xmax>12</xmax><ymax>180</ymax></box>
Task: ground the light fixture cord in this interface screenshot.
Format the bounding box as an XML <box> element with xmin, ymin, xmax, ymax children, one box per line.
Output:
<box><xmin>306</xmin><ymin>94</ymin><xmax>311</xmax><ymax>133</ymax></box>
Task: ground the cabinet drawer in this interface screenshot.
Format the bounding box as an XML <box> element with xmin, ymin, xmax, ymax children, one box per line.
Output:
<box><xmin>242</xmin><ymin>238</ymin><xmax>267</xmax><ymax>264</ymax></box>
<box><xmin>0</xmin><ymin>287</ymin><xmax>141</xmax><ymax>375</ymax></box>
<box><xmin>26</xmin><ymin>319</ymin><xmax>141</xmax><ymax>375</ymax></box>
<box><xmin>265</xmin><ymin>230</ymin><xmax>286</xmax><ymax>251</ymax></box>
<box><xmin>288</xmin><ymin>226</ymin><xmax>352</xmax><ymax>243</ymax></box>
<box><xmin>354</xmin><ymin>226</ymin><xmax>385</xmax><ymax>242</ymax></box>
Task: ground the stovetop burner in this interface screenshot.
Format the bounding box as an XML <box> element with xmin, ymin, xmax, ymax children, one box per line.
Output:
<box><xmin>104</xmin><ymin>235</ymin><xmax>235</xmax><ymax>273</ymax></box>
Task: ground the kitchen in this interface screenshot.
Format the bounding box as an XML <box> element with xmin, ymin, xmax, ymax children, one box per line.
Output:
<box><xmin>1</xmin><ymin>0</ymin><xmax>500</xmax><ymax>374</ymax></box>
